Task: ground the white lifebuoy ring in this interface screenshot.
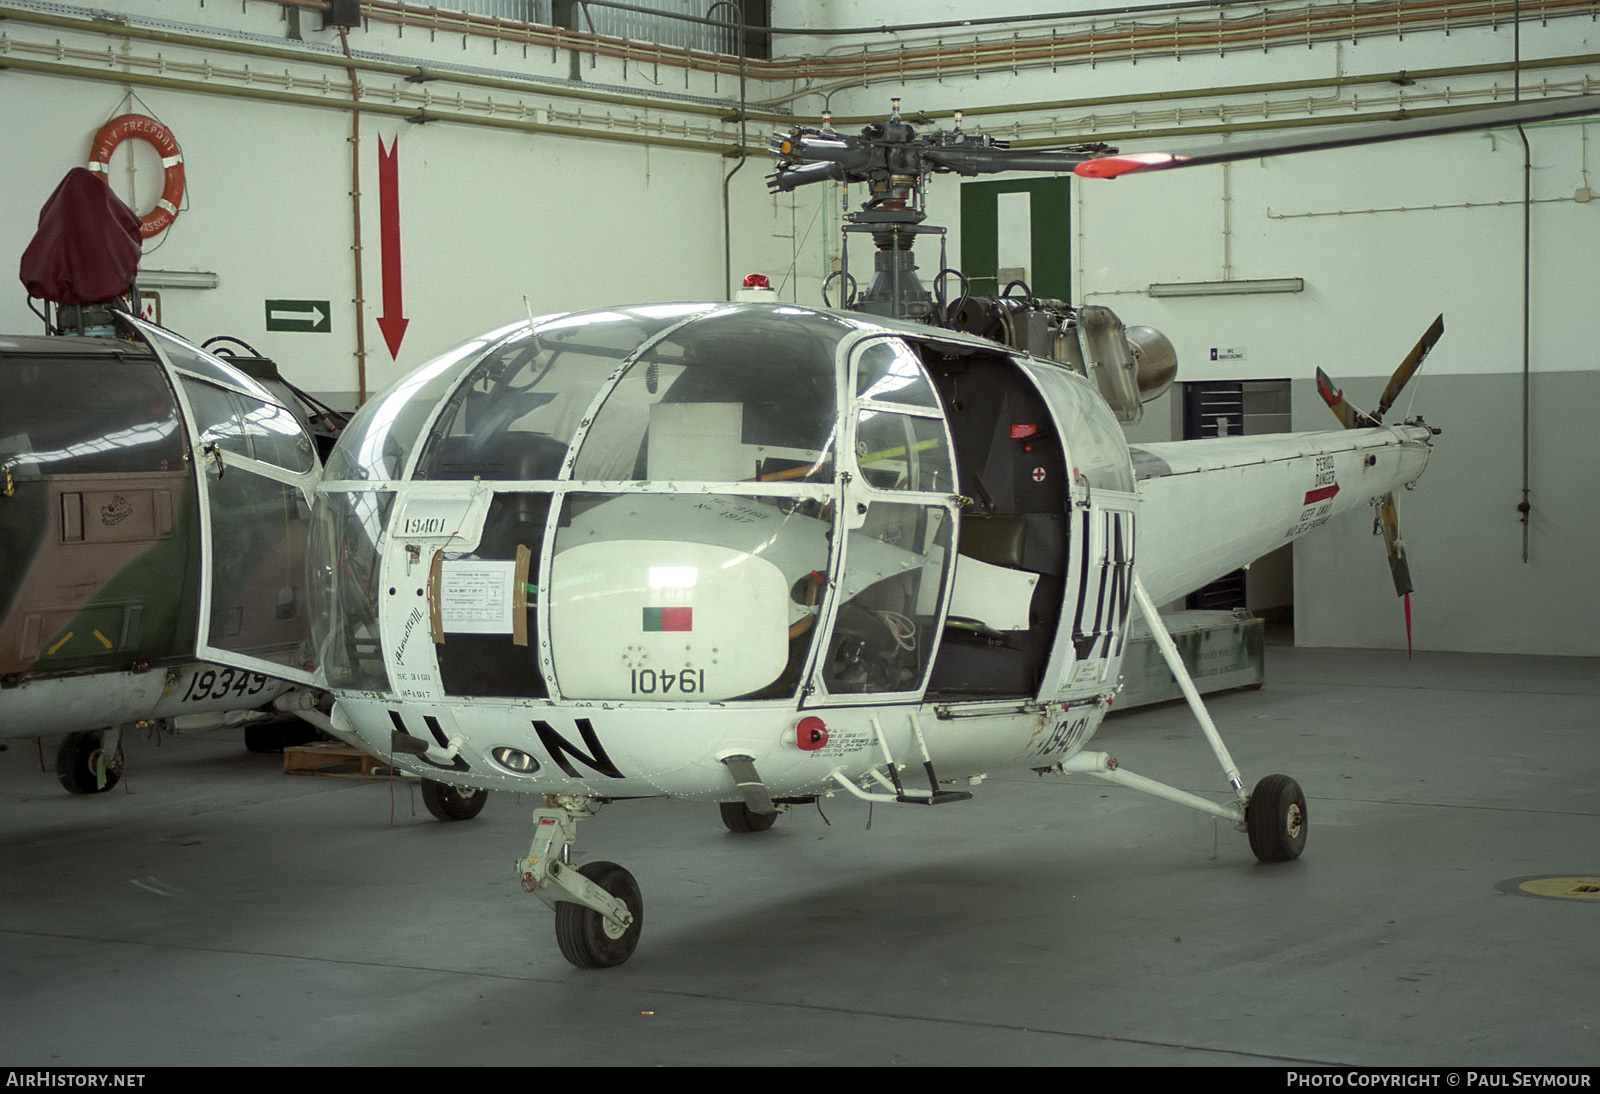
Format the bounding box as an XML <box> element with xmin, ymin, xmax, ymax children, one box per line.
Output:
<box><xmin>87</xmin><ymin>114</ymin><xmax>186</xmax><ymax>239</ymax></box>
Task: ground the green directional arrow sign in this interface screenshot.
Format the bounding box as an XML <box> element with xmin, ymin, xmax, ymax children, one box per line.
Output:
<box><xmin>265</xmin><ymin>299</ymin><xmax>332</xmax><ymax>333</ymax></box>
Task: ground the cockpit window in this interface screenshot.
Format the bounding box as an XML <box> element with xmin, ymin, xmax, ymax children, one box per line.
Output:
<box><xmin>1016</xmin><ymin>359</ymin><xmax>1136</xmax><ymax>494</ymax></box>
<box><xmin>131</xmin><ymin>320</ymin><xmax>283</xmax><ymax>405</ymax></box>
<box><xmin>572</xmin><ymin>308</ymin><xmax>846</xmax><ymax>482</ymax></box>
<box><xmin>324</xmin><ymin>323</ymin><xmax>528</xmax><ymax>482</ymax></box>
<box><xmin>414</xmin><ymin>310</ymin><xmax>703</xmax><ymax>482</ymax></box>
<box><xmin>182</xmin><ymin>378</ymin><xmax>315</xmax><ymax>474</ymax></box>
<box><xmin>854</xmin><ymin>339</ymin><xmax>940</xmax><ymax>408</ymax></box>
<box><xmin>854</xmin><ymin>410</ymin><xmax>953</xmax><ymax>493</ymax></box>
<box><xmin>0</xmin><ymin>355</ymin><xmax>183</xmax><ymax>477</ymax></box>
<box><xmin>549</xmin><ymin>492</ymin><xmax>831</xmax><ymax>701</ymax></box>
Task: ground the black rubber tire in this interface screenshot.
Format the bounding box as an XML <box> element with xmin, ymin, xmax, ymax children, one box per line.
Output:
<box><xmin>419</xmin><ymin>779</ymin><xmax>488</xmax><ymax>822</ymax></box>
<box><xmin>1246</xmin><ymin>773</ymin><xmax>1308</xmax><ymax>862</ymax></box>
<box><xmin>554</xmin><ymin>860</ymin><xmax>643</xmax><ymax>969</ymax></box>
<box><xmin>55</xmin><ymin>731</ymin><xmax>124</xmax><ymax>795</ymax></box>
<box><xmin>719</xmin><ymin>801</ymin><xmax>778</xmax><ymax>833</ymax></box>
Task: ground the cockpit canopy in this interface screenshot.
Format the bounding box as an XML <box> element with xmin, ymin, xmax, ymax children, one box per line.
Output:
<box><xmin>313</xmin><ymin>303</ymin><xmax>1135</xmax><ymax>708</ymax></box>
<box><xmin>328</xmin><ymin>304</ymin><xmax>881</xmax><ymax>487</ymax></box>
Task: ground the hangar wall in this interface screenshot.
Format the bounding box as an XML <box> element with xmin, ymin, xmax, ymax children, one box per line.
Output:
<box><xmin>1</xmin><ymin>0</ymin><xmax>1595</xmax><ymax>655</ymax></box>
<box><xmin>0</xmin><ymin>0</ymin><xmax>749</xmax><ymax>403</ymax></box>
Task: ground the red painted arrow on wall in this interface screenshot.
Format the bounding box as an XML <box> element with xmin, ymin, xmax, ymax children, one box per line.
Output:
<box><xmin>376</xmin><ymin>136</ymin><xmax>409</xmax><ymax>359</ymax></box>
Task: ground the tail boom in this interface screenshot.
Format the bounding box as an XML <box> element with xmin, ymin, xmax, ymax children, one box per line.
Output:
<box><xmin>1131</xmin><ymin>425</ymin><xmax>1433</xmax><ymax>605</ymax></box>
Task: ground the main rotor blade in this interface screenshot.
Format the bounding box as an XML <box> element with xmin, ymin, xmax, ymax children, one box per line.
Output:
<box><xmin>923</xmin><ymin>146</ymin><xmax>1094</xmax><ymax>176</ymax></box>
<box><xmin>1075</xmin><ymin>94</ymin><xmax>1600</xmax><ymax>178</ymax></box>
<box><xmin>768</xmin><ymin>160</ymin><xmax>851</xmax><ymax>192</ymax></box>
<box><xmin>1375</xmin><ymin>314</ymin><xmax>1444</xmax><ymax>422</ymax></box>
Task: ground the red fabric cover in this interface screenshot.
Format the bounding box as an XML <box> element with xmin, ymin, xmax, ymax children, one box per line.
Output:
<box><xmin>18</xmin><ymin>168</ymin><xmax>142</xmax><ymax>306</ymax></box>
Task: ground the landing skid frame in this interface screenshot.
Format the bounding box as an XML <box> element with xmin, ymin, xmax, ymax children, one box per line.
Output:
<box><xmin>1058</xmin><ymin>575</ymin><xmax>1306</xmax><ymax>861</ymax></box>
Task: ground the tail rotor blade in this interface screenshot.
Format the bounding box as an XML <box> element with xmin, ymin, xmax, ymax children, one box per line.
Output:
<box><xmin>1315</xmin><ymin>367</ymin><xmax>1375</xmax><ymax>429</ymax></box>
<box><xmin>1376</xmin><ymin>493</ymin><xmax>1415</xmax><ymax>657</ymax></box>
<box><xmin>1376</xmin><ymin>493</ymin><xmax>1413</xmax><ymax>598</ymax></box>
<box><xmin>1318</xmin><ymin>322</ymin><xmax>1439</xmax><ymax>654</ymax></box>
<box><xmin>1375</xmin><ymin>314</ymin><xmax>1444</xmax><ymax>422</ymax></box>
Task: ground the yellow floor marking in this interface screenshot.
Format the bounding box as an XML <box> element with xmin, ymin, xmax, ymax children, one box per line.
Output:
<box><xmin>1517</xmin><ymin>877</ymin><xmax>1600</xmax><ymax>901</ymax></box>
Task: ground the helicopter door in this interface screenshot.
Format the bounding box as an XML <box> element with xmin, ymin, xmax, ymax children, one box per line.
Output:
<box><xmin>805</xmin><ymin>338</ymin><xmax>958</xmax><ymax>706</ymax></box>
<box><xmin>1012</xmin><ymin>357</ymin><xmax>1139</xmax><ymax>699</ymax></box>
<box><xmin>127</xmin><ymin>318</ymin><xmax>324</xmax><ymax>689</ymax></box>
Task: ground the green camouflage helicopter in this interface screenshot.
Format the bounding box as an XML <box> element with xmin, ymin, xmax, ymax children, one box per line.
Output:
<box><xmin>1</xmin><ymin>168</ymin><xmax>334</xmax><ymax>793</ymax></box>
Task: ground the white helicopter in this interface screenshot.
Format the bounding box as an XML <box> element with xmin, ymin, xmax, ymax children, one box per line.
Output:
<box><xmin>185</xmin><ymin>93</ymin><xmax>1594</xmax><ymax>969</ymax></box>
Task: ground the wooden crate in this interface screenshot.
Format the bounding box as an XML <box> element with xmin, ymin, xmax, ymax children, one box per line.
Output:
<box><xmin>282</xmin><ymin>741</ymin><xmax>391</xmax><ymax>779</ymax></box>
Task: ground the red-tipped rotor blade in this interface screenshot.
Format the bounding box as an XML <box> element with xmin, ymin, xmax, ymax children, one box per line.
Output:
<box><xmin>1315</xmin><ymin>367</ymin><xmax>1375</xmax><ymax>429</ymax></box>
<box><xmin>1072</xmin><ymin>96</ymin><xmax>1600</xmax><ymax>178</ymax></box>
<box><xmin>1073</xmin><ymin>152</ymin><xmax>1189</xmax><ymax>178</ymax></box>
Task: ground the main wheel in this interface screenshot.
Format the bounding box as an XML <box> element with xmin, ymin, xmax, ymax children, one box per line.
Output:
<box><xmin>419</xmin><ymin>779</ymin><xmax>488</xmax><ymax>822</ymax></box>
<box><xmin>55</xmin><ymin>731</ymin><xmax>124</xmax><ymax>795</ymax></box>
<box><xmin>719</xmin><ymin>801</ymin><xmax>778</xmax><ymax>833</ymax></box>
<box><xmin>1246</xmin><ymin>773</ymin><xmax>1307</xmax><ymax>862</ymax></box>
<box><xmin>554</xmin><ymin>860</ymin><xmax>643</xmax><ymax>969</ymax></box>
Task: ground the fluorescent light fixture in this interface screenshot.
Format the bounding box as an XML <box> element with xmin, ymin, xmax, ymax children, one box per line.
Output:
<box><xmin>1147</xmin><ymin>277</ymin><xmax>1304</xmax><ymax>298</ymax></box>
<box><xmin>136</xmin><ymin>269</ymin><xmax>220</xmax><ymax>290</ymax></box>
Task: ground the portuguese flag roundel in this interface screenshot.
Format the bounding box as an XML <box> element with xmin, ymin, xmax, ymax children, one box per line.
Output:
<box><xmin>643</xmin><ymin>606</ymin><xmax>693</xmax><ymax>632</ymax></box>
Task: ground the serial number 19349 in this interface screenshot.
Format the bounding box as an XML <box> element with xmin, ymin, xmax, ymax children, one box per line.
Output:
<box><xmin>179</xmin><ymin>667</ymin><xmax>271</xmax><ymax>703</ymax></box>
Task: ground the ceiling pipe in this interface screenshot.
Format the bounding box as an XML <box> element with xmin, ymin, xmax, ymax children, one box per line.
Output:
<box><xmin>338</xmin><ymin>26</ymin><xmax>370</xmax><ymax>404</ymax></box>
<box><xmin>0</xmin><ymin>3</ymin><xmax>761</xmax><ymax>120</ymax></box>
<box><xmin>916</xmin><ymin>54</ymin><xmax>1600</xmax><ymax>130</ymax></box>
<box><xmin>7</xmin><ymin>3</ymin><xmax>1597</xmax><ymax>129</ymax></box>
<box><xmin>288</xmin><ymin>0</ymin><xmax>1600</xmax><ymax>87</ymax></box>
<box><xmin>0</xmin><ymin>55</ymin><xmax>745</xmax><ymax>154</ymax></box>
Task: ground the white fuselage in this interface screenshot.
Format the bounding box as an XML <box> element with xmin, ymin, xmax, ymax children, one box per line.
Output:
<box><xmin>323</xmin><ymin>423</ymin><xmax>1431</xmax><ymax>803</ymax></box>
<box><xmin>301</xmin><ymin>305</ymin><xmax>1435</xmax><ymax>806</ymax></box>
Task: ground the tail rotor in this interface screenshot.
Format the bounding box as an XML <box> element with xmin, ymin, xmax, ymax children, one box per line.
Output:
<box><xmin>1314</xmin><ymin>315</ymin><xmax>1443</xmax><ymax>654</ymax></box>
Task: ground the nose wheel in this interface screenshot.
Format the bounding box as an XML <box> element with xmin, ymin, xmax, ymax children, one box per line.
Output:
<box><xmin>517</xmin><ymin>798</ymin><xmax>644</xmax><ymax>969</ymax></box>
<box><xmin>554</xmin><ymin>860</ymin><xmax>644</xmax><ymax>969</ymax></box>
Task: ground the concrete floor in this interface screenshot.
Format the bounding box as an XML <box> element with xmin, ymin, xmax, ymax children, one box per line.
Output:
<box><xmin>1</xmin><ymin>644</ymin><xmax>1597</xmax><ymax>1067</ymax></box>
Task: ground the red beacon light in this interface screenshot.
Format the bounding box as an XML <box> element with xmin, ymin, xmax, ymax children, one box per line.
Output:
<box><xmin>795</xmin><ymin>716</ymin><xmax>828</xmax><ymax>751</ymax></box>
<box><xmin>736</xmin><ymin>272</ymin><xmax>778</xmax><ymax>302</ymax></box>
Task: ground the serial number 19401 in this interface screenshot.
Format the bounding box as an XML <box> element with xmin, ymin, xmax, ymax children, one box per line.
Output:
<box><xmin>629</xmin><ymin>668</ymin><xmax>707</xmax><ymax>695</ymax></box>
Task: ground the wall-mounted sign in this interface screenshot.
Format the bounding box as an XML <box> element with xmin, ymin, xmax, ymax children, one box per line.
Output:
<box><xmin>265</xmin><ymin>299</ymin><xmax>331</xmax><ymax>333</ymax></box>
